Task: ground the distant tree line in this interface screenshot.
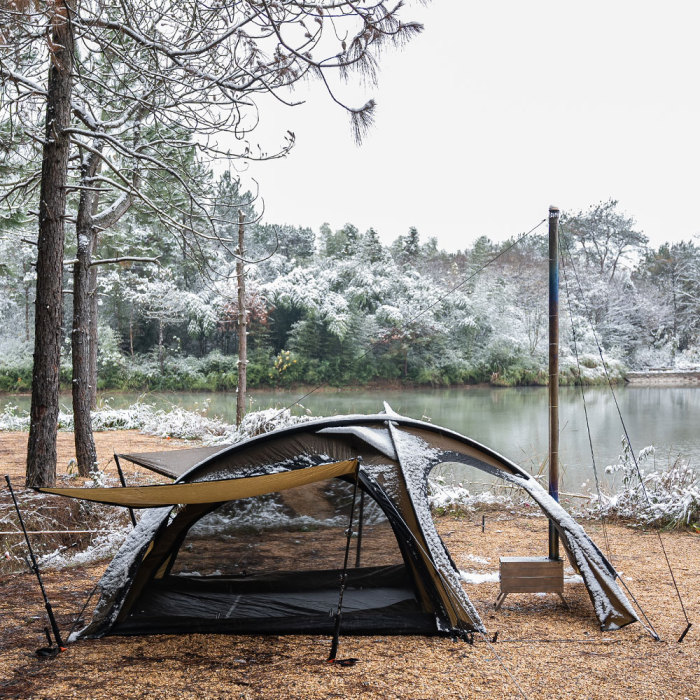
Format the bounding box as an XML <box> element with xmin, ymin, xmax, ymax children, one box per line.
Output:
<box><xmin>2</xmin><ymin>192</ymin><xmax>698</xmax><ymax>396</ymax></box>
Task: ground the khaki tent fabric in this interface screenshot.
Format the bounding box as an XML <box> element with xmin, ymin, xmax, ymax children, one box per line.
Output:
<box><xmin>39</xmin><ymin>411</ymin><xmax>639</xmax><ymax>639</ymax></box>
<box><xmin>40</xmin><ymin>459</ymin><xmax>357</xmax><ymax>507</ymax></box>
<box><xmin>117</xmin><ymin>445</ymin><xmax>228</xmax><ymax>479</ymax></box>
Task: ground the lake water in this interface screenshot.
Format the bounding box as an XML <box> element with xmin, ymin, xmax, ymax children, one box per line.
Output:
<box><xmin>4</xmin><ymin>385</ymin><xmax>698</xmax><ymax>493</ymax></box>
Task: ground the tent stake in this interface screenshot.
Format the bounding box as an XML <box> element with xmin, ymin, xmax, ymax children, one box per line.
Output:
<box><xmin>5</xmin><ymin>475</ymin><xmax>65</xmax><ymax>651</ymax></box>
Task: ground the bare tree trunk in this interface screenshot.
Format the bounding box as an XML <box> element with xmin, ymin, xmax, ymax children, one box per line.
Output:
<box><xmin>71</xmin><ymin>150</ymin><xmax>101</xmax><ymax>477</ymax></box>
<box><xmin>24</xmin><ymin>272</ymin><xmax>31</xmax><ymax>342</ymax></box>
<box><xmin>129</xmin><ymin>310</ymin><xmax>134</xmax><ymax>356</ymax></box>
<box><xmin>26</xmin><ymin>1</ymin><xmax>74</xmax><ymax>488</ymax></box>
<box><xmin>158</xmin><ymin>318</ymin><xmax>164</xmax><ymax>372</ymax></box>
<box><xmin>236</xmin><ymin>211</ymin><xmax>247</xmax><ymax>426</ymax></box>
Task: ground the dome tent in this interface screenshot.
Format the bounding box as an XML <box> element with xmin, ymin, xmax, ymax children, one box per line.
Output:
<box><xmin>41</xmin><ymin>407</ymin><xmax>638</xmax><ymax>641</ymax></box>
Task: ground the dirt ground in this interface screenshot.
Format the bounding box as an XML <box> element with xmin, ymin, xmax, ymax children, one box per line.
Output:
<box><xmin>1</xmin><ymin>431</ymin><xmax>698</xmax><ymax>699</ymax></box>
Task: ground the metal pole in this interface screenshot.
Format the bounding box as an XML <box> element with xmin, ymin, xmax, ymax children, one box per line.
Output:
<box><xmin>328</xmin><ymin>460</ymin><xmax>361</xmax><ymax>663</ymax></box>
<box><xmin>114</xmin><ymin>454</ymin><xmax>137</xmax><ymax>528</ymax></box>
<box><xmin>548</xmin><ymin>206</ymin><xmax>560</xmax><ymax>560</ymax></box>
<box><xmin>354</xmin><ymin>489</ymin><xmax>365</xmax><ymax>568</ymax></box>
<box><xmin>5</xmin><ymin>475</ymin><xmax>65</xmax><ymax>648</ymax></box>
<box><xmin>236</xmin><ymin>210</ymin><xmax>247</xmax><ymax>426</ymax></box>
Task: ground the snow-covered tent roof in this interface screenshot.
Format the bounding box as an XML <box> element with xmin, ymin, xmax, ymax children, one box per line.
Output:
<box><xmin>41</xmin><ymin>408</ymin><xmax>638</xmax><ymax>639</ymax></box>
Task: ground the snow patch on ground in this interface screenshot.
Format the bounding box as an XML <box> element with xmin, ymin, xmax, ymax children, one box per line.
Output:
<box><xmin>459</xmin><ymin>570</ymin><xmax>499</xmax><ymax>584</ymax></box>
<box><xmin>465</xmin><ymin>553</ymin><xmax>490</xmax><ymax>565</ymax></box>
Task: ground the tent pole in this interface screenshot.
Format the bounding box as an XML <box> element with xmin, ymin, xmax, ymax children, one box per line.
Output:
<box><xmin>354</xmin><ymin>489</ymin><xmax>364</xmax><ymax>568</ymax></box>
<box><xmin>548</xmin><ymin>206</ymin><xmax>560</xmax><ymax>561</ymax></box>
<box><xmin>114</xmin><ymin>454</ymin><xmax>137</xmax><ymax>528</ymax></box>
<box><xmin>5</xmin><ymin>475</ymin><xmax>65</xmax><ymax>650</ymax></box>
<box><xmin>328</xmin><ymin>460</ymin><xmax>361</xmax><ymax>663</ymax></box>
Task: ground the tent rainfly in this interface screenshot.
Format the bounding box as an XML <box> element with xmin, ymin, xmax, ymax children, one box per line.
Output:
<box><xmin>40</xmin><ymin>407</ymin><xmax>638</xmax><ymax>640</ymax></box>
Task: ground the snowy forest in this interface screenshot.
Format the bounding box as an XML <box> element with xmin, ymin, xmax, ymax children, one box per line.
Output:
<box><xmin>2</xmin><ymin>0</ymin><xmax>699</xmax><ymax>402</ymax></box>
<box><xmin>2</xmin><ymin>189</ymin><xmax>699</xmax><ymax>392</ymax></box>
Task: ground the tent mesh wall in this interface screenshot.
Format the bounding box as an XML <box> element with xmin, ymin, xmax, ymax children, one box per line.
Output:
<box><xmin>116</xmin><ymin>478</ymin><xmax>438</xmax><ymax>636</ymax></box>
<box><xmin>170</xmin><ymin>479</ymin><xmax>403</xmax><ymax>576</ymax></box>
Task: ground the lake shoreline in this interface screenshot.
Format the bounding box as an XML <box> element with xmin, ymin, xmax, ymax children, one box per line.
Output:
<box><xmin>0</xmin><ymin>379</ymin><xmax>497</xmax><ymax>399</ymax></box>
<box><xmin>3</xmin><ymin>385</ymin><xmax>699</xmax><ymax>493</ymax></box>
<box><xmin>626</xmin><ymin>370</ymin><xmax>700</xmax><ymax>385</ymax></box>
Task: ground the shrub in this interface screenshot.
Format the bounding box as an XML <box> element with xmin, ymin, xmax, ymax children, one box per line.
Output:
<box><xmin>591</xmin><ymin>441</ymin><xmax>700</xmax><ymax>529</ymax></box>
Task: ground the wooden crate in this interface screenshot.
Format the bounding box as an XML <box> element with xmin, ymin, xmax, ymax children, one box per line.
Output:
<box><xmin>495</xmin><ymin>556</ymin><xmax>565</xmax><ymax>610</ymax></box>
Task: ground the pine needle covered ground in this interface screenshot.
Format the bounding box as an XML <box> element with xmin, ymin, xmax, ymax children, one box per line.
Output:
<box><xmin>1</xmin><ymin>432</ymin><xmax>698</xmax><ymax>699</ymax></box>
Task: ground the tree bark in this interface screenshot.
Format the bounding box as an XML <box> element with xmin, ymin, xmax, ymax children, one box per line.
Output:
<box><xmin>26</xmin><ymin>1</ymin><xmax>74</xmax><ymax>488</ymax></box>
<box><xmin>23</xmin><ymin>268</ymin><xmax>31</xmax><ymax>342</ymax></box>
<box><xmin>71</xmin><ymin>149</ymin><xmax>101</xmax><ymax>476</ymax></box>
<box><xmin>236</xmin><ymin>210</ymin><xmax>247</xmax><ymax>426</ymax></box>
<box><xmin>88</xmin><ymin>258</ymin><xmax>99</xmax><ymax>409</ymax></box>
<box><xmin>88</xmin><ymin>172</ymin><xmax>101</xmax><ymax>411</ymax></box>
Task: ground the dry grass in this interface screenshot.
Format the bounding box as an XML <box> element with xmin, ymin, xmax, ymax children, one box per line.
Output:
<box><xmin>1</xmin><ymin>431</ymin><xmax>698</xmax><ymax>699</ymax></box>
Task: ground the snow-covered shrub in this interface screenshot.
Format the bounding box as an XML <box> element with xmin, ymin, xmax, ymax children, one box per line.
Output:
<box><xmin>592</xmin><ymin>441</ymin><xmax>700</xmax><ymax>529</ymax></box>
<box><xmin>95</xmin><ymin>325</ymin><xmax>128</xmax><ymax>388</ymax></box>
<box><xmin>89</xmin><ymin>402</ymin><xmax>308</xmax><ymax>443</ymax></box>
<box><xmin>428</xmin><ymin>475</ymin><xmax>522</xmax><ymax>515</ymax></box>
<box><xmin>0</xmin><ymin>402</ymin><xmax>30</xmax><ymax>430</ymax></box>
<box><xmin>673</xmin><ymin>347</ymin><xmax>700</xmax><ymax>370</ymax></box>
<box><xmin>0</xmin><ymin>400</ymin><xmax>311</xmax><ymax>447</ymax></box>
<box><xmin>560</xmin><ymin>352</ymin><xmax>626</xmax><ymax>385</ymax></box>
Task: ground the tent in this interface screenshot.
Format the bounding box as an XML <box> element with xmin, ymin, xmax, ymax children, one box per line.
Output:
<box><xmin>41</xmin><ymin>407</ymin><xmax>638</xmax><ymax>640</ymax></box>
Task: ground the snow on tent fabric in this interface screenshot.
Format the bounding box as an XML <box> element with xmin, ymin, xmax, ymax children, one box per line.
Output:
<box><xmin>39</xmin><ymin>409</ymin><xmax>638</xmax><ymax>640</ymax></box>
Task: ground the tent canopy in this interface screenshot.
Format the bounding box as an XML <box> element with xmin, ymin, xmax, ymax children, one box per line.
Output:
<box><xmin>41</xmin><ymin>459</ymin><xmax>358</xmax><ymax>507</ymax></box>
<box><xmin>40</xmin><ymin>408</ymin><xmax>639</xmax><ymax>640</ymax></box>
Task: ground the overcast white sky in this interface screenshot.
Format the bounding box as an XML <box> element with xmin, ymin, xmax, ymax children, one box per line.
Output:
<box><xmin>238</xmin><ymin>1</ymin><xmax>700</xmax><ymax>252</ymax></box>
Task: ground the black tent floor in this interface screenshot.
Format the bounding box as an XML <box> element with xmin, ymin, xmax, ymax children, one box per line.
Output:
<box><xmin>113</xmin><ymin>565</ymin><xmax>440</xmax><ymax>636</ymax></box>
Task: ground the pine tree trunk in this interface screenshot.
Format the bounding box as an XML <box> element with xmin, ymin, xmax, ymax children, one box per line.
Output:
<box><xmin>71</xmin><ymin>151</ymin><xmax>101</xmax><ymax>477</ymax></box>
<box><xmin>26</xmin><ymin>1</ymin><xmax>74</xmax><ymax>488</ymax></box>
<box><xmin>72</xmin><ymin>251</ymin><xmax>97</xmax><ymax>475</ymax></box>
<box><xmin>236</xmin><ymin>211</ymin><xmax>247</xmax><ymax>426</ymax></box>
<box><xmin>88</xmin><ymin>264</ymin><xmax>98</xmax><ymax>409</ymax></box>
<box><xmin>88</xmin><ymin>160</ymin><xmax>104</xmax><ymax>411</ymax></box>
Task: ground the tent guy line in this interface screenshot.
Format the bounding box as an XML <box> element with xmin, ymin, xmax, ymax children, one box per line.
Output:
<box><xmin>562</xmin><ymin>232</ymin><xmax>692</xmax><ymax>641</ymax></box>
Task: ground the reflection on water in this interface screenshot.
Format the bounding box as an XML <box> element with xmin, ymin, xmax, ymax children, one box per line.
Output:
<box><xmin>3</xmin><ymin>385</ymin><xmax>699</xmax><ymax>492</ymax></box>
